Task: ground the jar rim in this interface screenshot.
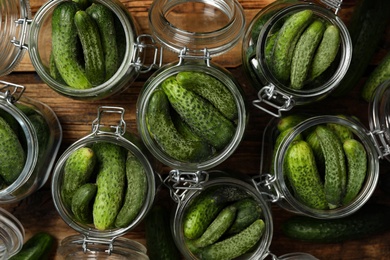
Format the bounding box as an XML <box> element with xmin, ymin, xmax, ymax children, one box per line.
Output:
<box><xmin>0</xmin><ymin>208</ymin><xmax>25</xmax><ymax>258</ymax></box>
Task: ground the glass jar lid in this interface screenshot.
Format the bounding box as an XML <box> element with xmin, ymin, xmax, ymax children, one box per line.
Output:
<box><xmin>0</xmin><ymin>208</ymin><xmax>24</xmax><ymax>259</ymax></box>
<box><xmin>148</xmin><ymin>0</ymin><xmax>245</xmax><ymax>56</ymax></box>
<box><xmin>0</xmin><ymin>0</ymin><xmax>31</xmax><ymax>77</ymax></box>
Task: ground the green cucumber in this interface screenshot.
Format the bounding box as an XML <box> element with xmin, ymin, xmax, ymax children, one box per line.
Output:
<box><xmin>277</xmin><ymin>114</ymin><xmax>307</xmax><ymax>132</ymax></box>
<box><xmin>183</xmin><ymin>185</ymin><xmax>250</xmax><ymax>240</ymax></box>
<box><xmin>284</xmin><ymin>140</ymin><xmax>328</xmax><ymax>210</ymax></box>
<box><xmin>326</xmin><ymin>119</ymin><xmax>354</xmax><ymax>143</ymax></box>
<box><xmin>361</xmin><ymin>50</ymin><xmax>390</xmax><ymax>102</ymax></box>
<box><xmin>161</xmin><ymin>77</ymin><xmax>236</xmax><ymax>150</ymax></box>
<box><xmin>309</xmin><ymin>24</ymin><xmax>341</xmax><ymax>81</ymax></box>
<box><xmin>0</xmin><ymin>116</ymin><xmax>26</xmax><ymax>184</ymax></box>
<box><xmin>146</xmin><ymin>89</ymin><xmax>213</xmax><ymax>162</ymax></box>
<box><xmin>199</xmin><ymin>219</ymin><xmax>265</xmax><ymax>260</ymax></box>
<box><xmin>61</xmin><ymin>147</ymin><xmax>96</xmax><ymax>209</ymax></box>
<box><xmin>86</xmin><ymin>3</ymin><xmax>119</xmax><ymax>80</ymax></box>
<box><xmin>28</xmin><ymin>113</ymin><xmax>49</xmax><ymax>160</ymax></box>
<box><xmin>176</xmin><ymin>71</ymin><xmax>238</xmax><ymax>121</ymax></box>
<box><xmin>172</xmin><ymin>111</ymin><xmax>203</xmax><ymax>142</ymax></box>
<box><xmin>92</xmin><ymin>142</ymin><xmax>126</xmax><ymax>230</ymax></box>
<box><xmin>282</xmin><ymin>204</ymin><xmax>390</xmax><ymax>243</ymax></box>
<box><xmin>227</xmin><ymin>198</ymin><xmax>263</xmax><ymax>235</ymax></box>
<box><xmin>115</xmin><ymin>151</ymin><xmax>147</xmax><ymax>228</ymax></box>
<box><xmin>71</xmin><ymin>183</ymin><xmax>97</xmax><ymax>224</ymax></box>
<box><xmin>272</xmin><ymin>9</ymin><xmax>313</xmax><ymax>83</ymax></box>
<box><xmin>49</xmin><ymin>51</ymin><xmax>65</xmax><ymax>84</ymax></box>
<box><xmin>342</xmin><ymin>139</ymin><xmax>367</xmax><ymax>205</ymax></box>
<box><xmin>315</xmin><ymin>125</ymin><xmax>347</xmax><ymax>208</ymax></box>
<box><xmin>10</xmin><ymin>232</ymin><xmax>54</xmax><ymax>260</ymax></box>
<box><xmin>305</xmin><ymin>130</ymin><xmax>325</xmax><ymax>173</ymax></box>
<box><xmin>72</xmin><ymin>0</ymin><xmax>91</xmax><ymax>10</ymax></box>
<box><xmin>290</xmin><ymin>19</ymin><xmax>325</xmax><ymax>89</ymax></box>
<box><xmin>51</xmin><ymin>2</ymin><xmax>92</xmax><ymax>89</ymax></box>
<box><xmin>74</xmin><ymin>10</ymin><xmax>105</xmax><ymax>86</ymax></box>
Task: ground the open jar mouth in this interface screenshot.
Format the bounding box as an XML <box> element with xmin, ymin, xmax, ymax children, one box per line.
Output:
<box><xmin>149</xmin><ymin>0</ymin><xmax>245</xmax><ymax>56</ymax></box>
<box><xmin>28</xmin><ymin>0</ymin><xmax>137</xmax><ymax>100</ymax></box>
<box><xmin>256</xmin><ymin>3</ymin><xmax>352</xmax><ymax>99</ymax></box>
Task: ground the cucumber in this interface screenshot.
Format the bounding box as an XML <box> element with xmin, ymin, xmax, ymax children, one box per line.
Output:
<box><xmin>290</xmin><ymin>19</ymin><xmax>325</xmax><ymax>89</ymax></box>
<box><xmin>361</xmin><ymin>50</ymin><xmax>390</xmax><ymax>102</ymax></box>
<box><xmin>161</xmin><ymin>77</ymin><xmax>236</xmax><ymax>150</ymax></box>
<box><xmin>305</xmin><ymin>130</ymin><xmax>325</xmax><ymax>173</ymax></box>
<box><xmin>199</xmin><ymin>219</ymin><xmax>265</xmax><ymax>260</ymax></box>
<box><xmin>61</xmin><ymin>147</ymin><xmax>96</xmax><ymax>209</ymax></box>
<box><xmin>72</xmin><ymin>0</ymin><xmax>91</xmax><ymax>10</ymax></box>
<box><xmin>9</xmin><ymin>232</ymin><xmax>54</xmax><ymax>260</ymax></box>
<box><xmin>342</xmin><ymin>139</ymin><xmax>367</xmax><ymax>205</ymax></box>
<box><xmin>51</xmin><ymin>2</ymin><xmax>92</xmax><ymax>89</ymax></box>
<box><xmin>172</xmin><ymin>111</ymin><xmax>203</xmax><ymax>142</ymax></box>
<box><xmin>92</xmin><ymin>142</ymin><xmax>126</xmax><ymax>230</ymax></box>
<box><xmin>0</xmin><ymin>116</ymin><xmax>26</xmax><ymax>184</ymax></box>
<box><xmin>115</xmin><ymin>151</ymin><xmax>147</xmax><ymax>228</ymax></box>
<box><xmin>309</xmin><ymin>24</ymin><xmax>341</xmax><ymax>81</ymax></box>
<box><xmin>326</xmin><ymin>119</ymin><xmax>354</xmax><ymax>143</ymax></box>
<box><xmin>282</xmin><ymin>204</ymin><xmax>390</xmax><ymax>243</ymax></box>
<box><xmin>277</xmin><ymin>114</ymin><xmax>307</xmax><ymax>132</ymax></box>
<box><xmin>284</xmin><ymin>140</ymin><xmax>328</xmax><ymax>210</ymax></box>
<box><xmin>74</xmin><ymin>10</ymin><xmax>105</xmax><ymax>86</ymax></box>
<box><xmin>227</xmin><ymin>198</ymin><xmax>263</xmax><ymax>235</ymax></box>
<box><xmin>271</xmin><ymin>9</ymin><xmax>313</xmax><ymax>83</ymax></box>
<box><xmin>71</xmin><ymin>183</ymin><xmax>97</xmax><ymax>224</ymax></box>
<box><xmin>86</xmin><ymin>3</ymin><xmax>119</xmax><ymax>80</ymax></box>
<box><xmin>183</xmin><ymin>185</ymin><xmax>250</xmax><ymax>240</ymax></box>
<box><xmin>145</xmin><ymin>204</ymin><xmax>181</xmax><ymax>260</ymax></box>
<box><xmin>192</xmin><ymin>205</ymin><xmax>237</xmax><ymax>248</ymax></box>
<box><xmin>146</xmin><ymin>89</ymin><xmax>213</xmax><ymax>162</ymax></box>
<box><xmin>315</xmin><ymin>125</ymin><xmax>347</xmax><ymax>208</ymax></box>
<box><xmin>28</xmin><ymin>113</ymin><xmax>50</xmax><ymax>161</ymax></box>
<box><xmin>176</xmin><ymin>71</ymin><xmax>238</xmax><ymax>121</ymax></box>
<box><xmin>49</xmin><ymin>51</ymin><xmax>65</xmax><ymax>84</ymax></box>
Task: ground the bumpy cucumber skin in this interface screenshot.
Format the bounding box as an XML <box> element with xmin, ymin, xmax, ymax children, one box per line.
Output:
<box><xmin>309</xmin><ymin>24</ymin><xmax>341</xmax><ymax>80</ymax></box>
<box><xmin>61</xmin><ymin>147</ymin><xmax>96</xmax><ymax>208</ymax></box>
<box><xmin>115</xmin><ymin>151</ymin><xmax>147</xmax><ymax>228</ymax></box>
<box><xmin>71</xmin><ymin>183</ymin><xmax>97</xmax><ymax>224</ymax></box>
<box><xmin>199</xmin><ymin>219</ymin><xmax>265</xmax><ymax>260</ymax></box>
<box><xmin>49</xmin><ymin>51</ymin><xmax>65</xmax><ymax>84</ymax></box>
<box><xmin>146</xmin><ymin>89</ymin><xmax>213</xmax><ymax>162</ymax></box>
<box><xmin>315</xmin><ymin>125</ymin><xmax>347</xmax><ymax>208</ymax></box>
<box><xmin>74</xmin><ymin>10</ymin><xmax>105</xmax><ymax>86</ymax></box>
<box><xmin>227</xmin><ymin>198</ymin><xmax>263</xmax><ymax>235</ymax></box>
<box><xmin>92</xmin><ymin>142</ymin><xmax>126</xmax><ymax>230</ymax></box>
<box><xmin>361</xmin><ymin>51</ymin><xmax>390</xmax><ymax>102</ymax></box>
<box><xmin>28</xmin><ymin>113</ymin><xmax>50</xmax><ymax>160</ymax></box>
<box><xmin>342</xmin><ymin>139</ymin><xmax>367</xmax><ymax>205</ymax></box>
<box><xmin>282</xmin><ymin>204</ymin><xmax>390</xmax><ymax>243</ymax></box>
<box><xmin>0</xmin><ymin>117</ymin><xmax>26</xmax><ymax>184</ymax></box>
<box><xmin>183</xmin><ymin>186</ymin><xmax>249</xmax><ymax>240</ymax></box>
<box><xmin>272</xmin><ymin>9</ymin><xmax>313</xmax><ymax>83</ymax></box>
<box><xmin>284</xmin><ymin>140</ymin><xmax>328</xmax><ymax>210</ymax></box>
<box><xmin>9</xmin><ymin>232</ymin><xmax>54</xmax><ymax>260</ymax></box>
<box><xmin>326</xmin><ymin>120</ymin><xmax>353</xmax><ymax>143</ymax></box>
<box><xmin>277</xmin><ymin>114</ymin><xmax>307</xmax><ymax>132</ymax></box>
<box><xmin>51</xmin><ymin>2</ymin><xmax>92</xmax><ymax>89</ymax></box>
<box><xmin>161</xmin><ymin>77</ymin><xmax>236</xmax><ymax>150</ymax></box>
<box><xmin>86</xmin><ymin>3</ymin><xmax>119</xmax><ymax>80</ymax></box>
<box><xmin>305</xmin><ymin>130</ymin><xmax>325</xmax><ymax>172</ymax></box>
<box><xmin>72</xmin><ymin>0</ymin><xmax>91</xmax><ymax>10</ymax></box>
<box><xmin>176</xmin><ymin>71</ymin><xmax>238</xmax><ymax>121</ymax></box>
<box><xmin>290</xmin><ymin>19</ymin><xmax>325</xmax><ymax>89</ymax></box>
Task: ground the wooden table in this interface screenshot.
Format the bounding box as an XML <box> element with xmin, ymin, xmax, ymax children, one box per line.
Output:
<box><xmin>2</xmin><ymin>0</ymin><xmax>390</xmax><ymax>259</ymax></box>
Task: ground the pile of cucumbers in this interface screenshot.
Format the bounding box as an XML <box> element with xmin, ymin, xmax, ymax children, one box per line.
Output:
<box><xmin>51</xmin><ymin>1</ymin><xmax>124</xmax><ymax>89</ymax></box>
<box><xmin>274</xmin><ymin>114</ymin><xmax>367</xmax><ymax>210</ymax></box>
<box><xmin>0</xmin><ymin>105</ymin><xmax>49</xmax><ymax>187</ymax></box>
<box><xmin>266</xmin><ymin>9</ymin><xmax>341</xmax><ymax>89</ymax></box>
<box><xmin>60</xmin><ymin>142</ymin><xmax>147</xmax><ymax>230</ymax></box>
<box><xmin>183</xmin><ymin>186</ymin><xmax>265</xmax><ymax>260</ymax></box>
<box><xmin>146</xmin><ymin>71</ymin><xmax>238</xmax><ymax>163</ymax></box>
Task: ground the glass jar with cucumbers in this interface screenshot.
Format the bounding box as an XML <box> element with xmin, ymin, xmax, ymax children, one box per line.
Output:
<box><xmin>258</xmin><ymin>80</ymin><xmax>390</xmax><ymax>219</ymax></box>
<box><xmin>51</xmin><ymin>106</ymin><xmax>158</xmax><ymax>258</ymax></box>
<box><xmin>2</xmin><ymin>0</ymin><xmax>157</xmax><ymax>100</ymax></box>
<box><xmin>242</xmin><ymin>0</ymin><xmax>352</xmax><ymax>117</ymax></box>
<box><xmin>137</xmin><ymin>0</ymin><xmax>248</xmax><ymax>171</ymax></box>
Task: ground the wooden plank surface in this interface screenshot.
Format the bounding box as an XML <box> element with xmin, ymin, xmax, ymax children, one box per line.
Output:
<box><xmin>2</xmin><ymin>0</ymin><xmax>390</xmax><ymax>259</ymax></box>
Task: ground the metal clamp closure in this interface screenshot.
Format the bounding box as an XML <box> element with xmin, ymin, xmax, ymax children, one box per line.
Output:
<box><xmin>252</xmin><ymin>84</ymin><xmax>295</xmax><ymax>117</ymax></box>
<box><xmin>320</xmin><ymin>0</ymin><xmax>343</xmax><ymax>15</ymax></box>
<box><xmin>82</xmin><ymin>236</ymin><xmax>115</xmax><ymax>255</ymax></box>
<box><xmin>91</xmin><ymin>106</ymin><xmax>126</xmax><ymax>136</ymax></box>
<box><xmin>133</xmin><ymin>34</ymin><xmax>160</xmax><ymax>73</ymax></box>
<box><xmin>10</xmin><ymin>18</ymin><xmax>32</xmax><ymax>50</ymax></box>
<box><xmin>367</xmin><ymin>129</ymin><xmax>390</xmax><ymax>159</ymax></box>
<box><xmin>177</xmin><ymin>47</ymin><xmax>212</xmax><ymax>67</ymax></box>
<box><xmin>252</xmin><ymin>174</ymin><xmax>281</xmax><ymax>203</ymax></box>
<box><xmin>164</xmin><ymin>170</ymin><xmax>209</xmax><ymax>203</ymax></box>
<box><xmin>0</xmin><ymin>80</ymin><xmax>25</xmax><ymax>104</ymax></box>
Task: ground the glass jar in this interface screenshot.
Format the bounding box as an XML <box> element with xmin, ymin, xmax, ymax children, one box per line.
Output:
<box><xmin>1</xmin><ymin>0</ymin><xmax>157</xmax><ymax>100</ymax></box>
<box><xmin>137</xmin><ymin>0</ymin><xmax>248</xmax><ymax>171</ymax></box>
<box><xmin>242</xmin><ymin>0</ymin><xmax>352</xmax><ymax>117</ymax></box>
<box><xmin>164</xmin><ymin>170</ymin><xmax>318</xmax><ymax>260</ymax></box>
<box><xmin>0</xmin><ymin>207</ymin><xmax>25</xmax><ymax>259</ymax></box>
<box><xmin>51</xmin><ymin>106</ymin><xmax>157</xmax><ymax>259</ymax></box>
<box><xmin>0</xmin><ymin>81</ymin><xmax>62</xmax><ymax>203</ymax></box>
